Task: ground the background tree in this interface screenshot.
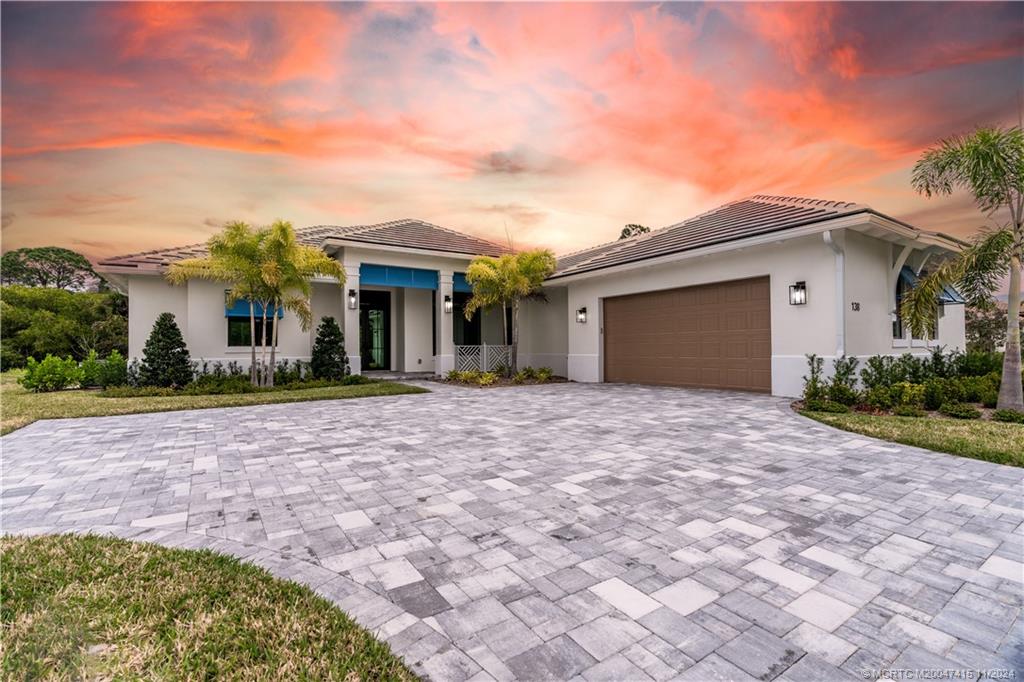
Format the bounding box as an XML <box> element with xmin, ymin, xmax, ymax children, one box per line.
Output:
<box><xmin>138</xmin><ymin>313</ymin><xmax>192</xmax><ymax>388</ymax></box>
<box><xmin>464</xmin><ymin>249</ymin><xmax>556</xmax><ymax>374</ymax></box>
<box><xmin>903</xmin><ymin>125</ymin><xmax>1023</xmax><ymax>411</ymax></box>
<box><xmin>966</xmin><ymin>299</ymin><xmax>1008</xmax><ymax>352</ymax></box>
<box><xmin>1</xmin><ymin>247</ymin><xmax>98</xmax><ymax>290</ymax></box>
<box><xmin>619</xmin><ymin>224</ymin><xmax>650</xmax><ymax>240</ymax></box>
<box><xmin>310</xmin><ymin>316</ymin><xmax>350</xmax><ymax>380</ymax></box>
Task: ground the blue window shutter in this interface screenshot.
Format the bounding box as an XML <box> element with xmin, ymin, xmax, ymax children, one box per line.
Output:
<box><xmin>898</xmin><ymin>267</ymin><xmax>965</xmax><ymax>305</ymax></box>
<box><xmin>453</xmin><ymin>272</ymin><xmax>472</xmax><ymax>293</ymax></box>
<box><xmin>225</xmin><ymin>293</ymin><xmax>283</xmax><ymax>318</ymax></box>
<box><xmin>359</xmin><ymin>264</ymin><xmax>438</xmax><ymax>290</ymax></box>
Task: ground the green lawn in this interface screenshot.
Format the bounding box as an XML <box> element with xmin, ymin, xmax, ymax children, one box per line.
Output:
<box><xmin>1</xmin><ymin>534</ymin><xmax>416</xmax><ymax>681</ymax></box>
<box><xmin>801</xmin><ymin>410</ymin><xmax>1024</xmax><ymax>468</ymax></box>
<box><xmin>1</xmin><ymin>371</ymin><xmax>428</xmax><ymax>435</ymax></box>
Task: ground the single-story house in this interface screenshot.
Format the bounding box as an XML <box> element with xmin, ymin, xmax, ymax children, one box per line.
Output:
<box><xmin>96</xmin><ymin>195</ymin><xmax>966</xmax><ymax>397</ymax></box>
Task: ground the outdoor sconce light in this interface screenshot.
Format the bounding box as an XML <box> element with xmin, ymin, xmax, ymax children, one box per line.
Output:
<box><xmin>789</xmin><ymin>281</ymin><xmax>807</xmax><ymax>306</ymax></box>
<box><xmin>576</xmin><ymin>306</ymin><xmax>588</xmax><ymax>323</ymax></box>
<box><xmin>444</xmin><ymin>295</ymin><xmax>453</xmax><ymax>314</ymax></box>
<box><xmin>347</xmin><ymin>289</ymin><xmax>358</xmax><ymax>310</ymax></box>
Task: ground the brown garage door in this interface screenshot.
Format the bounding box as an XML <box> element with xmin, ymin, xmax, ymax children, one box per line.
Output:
<box><xmin>603</xmin><ymin>276</ymin><xmax>771</xmax><ymax>392</ymax></box>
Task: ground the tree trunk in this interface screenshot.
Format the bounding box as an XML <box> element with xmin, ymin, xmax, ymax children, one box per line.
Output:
<box><xmin>268</xmin><ymin>299</ymin><xmax>280</xmax><ymax>387</ymax></box>
<box><xmin>249</xmin><ymin>300</ymin><xmax>257</xmax><ymax>386</ymax></box>
<box><xmin>998</xmin><ymin>252</ymin><xmax>1023</xmax><ymax>411</ymax></box>
<box><xmin>259</xmin><ymin>303</ymin><xmax>269</xmax><ymax>387</ymax></box>
<box><xmin>510</xmin><ymin>299</ymin><xmax>519</xmax><ymax>375</ymax></box>
<box><xmin>501</xmin><ymin>301</ymin><xmax>509</xmax><ymax>376</ymax></box>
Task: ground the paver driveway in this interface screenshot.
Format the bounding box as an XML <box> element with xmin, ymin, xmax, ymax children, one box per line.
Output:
<box><xmin>3</xmin><ymin>383</ymin><xmax>1022</xmax><ymax>681</ymax></box>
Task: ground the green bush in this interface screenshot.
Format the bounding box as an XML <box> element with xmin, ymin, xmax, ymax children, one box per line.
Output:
<box><xmin>924</xmin><ymin>378</ymin><xmax>963</xmax><ymax>410</ymax></box>
<box><xmin>99</xmin><ymin>350</ymin><xmax>129</xmax><ymax>388</ymax></box>
<box><xmin>828</xmin><ymin>355</ymin><xmax>860</xmax><ymax>405</ymax></box>
<box><xmin>892</xmin><ymin>405</ymin><xmax>926</xmax><ymax>418</ymax></box>
<box><xmin>520</xmin><ymin>366</ymin><xmax>538</xmax><ymax>380</ymax></box>
<box><xmin>138</xmin><ymin>313</ymin><xmax>193</xmax><ymax>388</ymax></box>
<box><xmin>19</xmin><ymin>355</ymin><xmax>84</xmax><ymax>392</ymax></box>
<box><xmin>890</xmin><ymin>382</ymin><xmax>925</xmax><ymax>408</ymax></box>
<box><xmin>981</xmin><ymin>390</ymin><xmax>998</xmax><ymax>409</ymax></box>
<box><xmin>184</xmin><ymin>374</ymin><xmax>256</xmax><ymax>395</ymax></box>
<box><xmin>956</xmin><ymin>351</ymin><xmax>1003</xmax><ymax>377</ymax></box>
<box><xmin>512</xmin><ymin>370</ymin><xmax>528</xmax><ymax>384</ymax></box>
<box><xmin>992</xmin><ymin>409</ymin><xmax>1024</xmax><ymax>424</ymax></box>
<box><xmin>865</xmin><ymin>385</ymin><xmax>895</xmax><ymax>410</ymax></box>
<box><xmin>804</xmin><ymin>398</ymin><xmax>849</xmax><ymax>413</ymax></box>
<box><xmin>940</xmin><ymin>402</ymin><xmax>981</xmax><ymax>420</ymax></box>
<box><xmin>477</xmin><ymin>372</ymin><xmax>499</xmax><ymax>386</ymax></box>
<box><xmin>1</xmin><ymin>346</ymin><xmax>26</xmax><ymax>370</ymax></box>
<box><xmin>860</xmin><ymin>355</ymin><xmax>897</xmax><ymax>390</ymax></box>
<box><xmin>273</xmin><ymin>359</ymin><xmax>309</xmax><ymax>385</ymax></box>
<box><xmin>802</xmin><ymin>354</ymin><xmax>827</xmax><ymax>402</ymax></box>
<box><xmin>535</xmin><ymin>367</ymin><xmax>553</xmax><ymax>382</ymax></box>
<box><xmin>310</xmin><ymin>317</ymin><xmax>350</xmax><ymax>380</ymax></box>
<box><xmin>79</xmin><ymin>350</ymin><xmax>103</xmax><ymax>388</ymax></box>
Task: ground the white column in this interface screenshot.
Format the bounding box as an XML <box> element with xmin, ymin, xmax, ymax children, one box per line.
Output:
<box><xmin>436</xmin><ymin>270</ymin><xmax>455</xmax><ymax>374</ymax></box>
<box><xmin>343</xmin><ymin>261</ymin><xmax>361</xmax><ymax>374</ymax></box>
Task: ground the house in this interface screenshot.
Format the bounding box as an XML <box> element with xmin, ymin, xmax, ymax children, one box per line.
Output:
<box><xmin>95</xmin><ymin>195</ymin><xmax>966</xmax><ymax>397</ymax></box>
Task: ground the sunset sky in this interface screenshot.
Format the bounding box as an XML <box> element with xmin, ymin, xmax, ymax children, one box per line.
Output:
<box><xmin>2</xmin><ymin>2</ymin><xmax>1022</xmax><ymax>261</ymax></box>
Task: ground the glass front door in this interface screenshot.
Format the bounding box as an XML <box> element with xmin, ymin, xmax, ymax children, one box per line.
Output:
<box><xmin>359</xmin><ymin>290</ymin><xmax>390</xmax><ymax>370</ymax></box>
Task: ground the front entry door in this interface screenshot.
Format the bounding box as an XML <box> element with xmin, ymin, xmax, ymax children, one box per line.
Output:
<box><xmin>359</xmin><ymin>290</ymin><xmax>390</xmax><ymax>370</ymax></box>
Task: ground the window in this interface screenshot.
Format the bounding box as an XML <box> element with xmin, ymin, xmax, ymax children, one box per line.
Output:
<box><xmin>228</xmin><ymin>317</ymin><xmax>275</xmax><ymax>347</ymax></box>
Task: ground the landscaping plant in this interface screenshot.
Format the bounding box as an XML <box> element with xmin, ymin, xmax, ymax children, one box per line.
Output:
<box><xmin>138</xmin><ymin>313</ymin><xmax>193</xmax><ymax>388</ymax></box>
<box><xmin>98</xmin><ymin>350</ymin><xmax>128</xmax><ymax>388</ymax></box>
<box><xmin>940</xmin><ymin>402</ymin><xmax>982</xmax><ymax>420</ymax></box>
<box><xmin>905</xmin><ymin>125</ymin><xmax>1023</xmax><ymax>411</ymax></box>
<box><xmin>79</xmin><ymin>350</ymin><xmax>103</xmax><ymax>388</ymax></box>
<box><xmin>827</xmin><ymin>355</ymin><xmax>860</xmax><ymax>406</ymax></box>
<box><xmin>19</xmin><ymin>355</ymin><xmax>84</xmax><ymax>392</ymax></box>
<box><xmin>310</xmin><ymin>316</ymin><xmax>350</xmax><ymax>380</ymax></box>
<box><xmin>464</xmin><ymin>249</ymin><xmax>556</xmax><ymax>375</ymax></box>
<box><xmin>993</xmin><ymin>409</ymin><xmax>1024</xmax><ymax>424</ymax></box>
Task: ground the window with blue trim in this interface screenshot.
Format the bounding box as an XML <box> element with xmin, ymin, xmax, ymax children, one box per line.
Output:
<box><xmin>228</xmin><ymin>317</ymin><xmax>275</xmax><ymax>347</ymax></box>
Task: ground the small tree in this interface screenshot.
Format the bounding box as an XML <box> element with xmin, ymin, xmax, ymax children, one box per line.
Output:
<box><xmin>465</xmin><ymin>249</ymin><xmax>557</xmax><ymax>374</ymax></box>
<box><xmin>138</xmin><ymin>313</ymin><xmax>193</xmax><ymax>388</ymax></box>
<box><xmin>966</xmin><ymin>299</ymin><xmax>1007</xmax><ymax>352</ymax></box>
<box><xmin>310</xmin><ymin>316</ymin><xmax>350</xmax><ymax>380</ymax></box>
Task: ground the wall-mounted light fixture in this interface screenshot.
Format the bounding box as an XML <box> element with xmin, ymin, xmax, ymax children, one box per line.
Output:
<box><xmin>443</xmin><ymin>295</ymin><xmax>453</xmax><ymax>314</ymax></box>
<box><xmin>575</xmin><ymin>306</ymin><xmax>588</xmax><ymax>323</ymax></box>
<box><xmin>788</xmin><ymin>281</ymin><xmax>807</xmax><ymax>306</ymax></box>
<box><xmin>347</xmin><ymin>289</ymin><xmax>358</xmax><ymax>310</ymax></box>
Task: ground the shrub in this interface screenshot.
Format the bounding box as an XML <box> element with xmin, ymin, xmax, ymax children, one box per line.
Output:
<box><xmin>98</xmin><ymin>350</ymin><xmax>129</xmax><ymax>388</ymax></box>
<box><xmin>520</xmin><ymin>366</ymin><xmax>538</xmax><ymax>381</ymax></box>
<box><xmin>826</xmin><ymin>355</ymin><xmax>860</xmax><ymax>406</ymax></box>
<box><xmin>890</xmin><ymin>382</ymin><xmax>925</xmax><ymax>408</ymax></box>
<box><xmin>956</xmin><ymin>351</ymin><xmax>1003</xmax><ymax>377</ymax></box>
<box><xmin>445</xmin><ymin>369</ymin><xmax>462</xmax><ymax>382</ymax></box>
<box><xmin>865</xmin><ymin>385</ymin><xmax>895</xmax><ymax>410</ymax></box>
<box><xmin>981</xmin><ymin>390</ymin><xmax>998</xmax><ymax>409</ymax></box>
<box><xmin>940</xmin><ymin>402</ymin><xmax>981</xmax><ymax>420</ymax></box>
<box><xmin>138</xmin><ymin>313</ymin><xmax>193</xmax><ymax>388</ymax></box>
<box><xmin>924</xmin><ymin>378</ymin><xmax>953</xmax><ymax>410</ymax></box>
<box><xmin>894</xmin><ymin>353</ymin><xmax>928</xmax><ymax>384</ymax></box>
<box><xmin>341</xmin><ymin>374</ymin><xmax>373</xmax><ymax>386</ymax></box>
<box><xmin>79</xmin><ymin>349</ymin><xmax>103</xmax><ymax>388</ymax></box>
<box><xmin>860</xmin><ymin>355</ymin><xmax>896</xmax><ymax>390</ymax></box>
<box><xmin>19</xmin><ymin>355</ymin><xmax>84</xmax><ymax>392</ymax></box>
<box><xmin>802</xmin><ymin>354</ymin><xmax>827</xmax><ymax>402</ymax></box>
<box><xmin>1</xmin><ymin>346</ymin><xmax>26</xmax><ymax>370</ymax></box>
<box><xmin>536</xmin><ymin>367</ymin><xmax>553</xmax><ymax>382</ymax></box>
<box><xmin>448</xmin><ymin>370</ymin><xmax>481</xmax><ymax>383</ymax></box>
<box><xmin>512</xmin><ymin>370</ymin><xmax>528</xmax><ymax>384</ymax></box>
<box><xmin>804</xmin><ymin>398</ymin><xmax>849</xmax><ymax>413</ymax></box>
<box><xmin>993</xmin><ymin>409</ymin><xmax>1024</xmax><ymax>424</ymax></box>
<box><xmin>274</xmin><ymin>359</ymin><xmax>308</xmax><ymax>385</ymax></box>
<box><xmin>310</xmin><ymin>317</ymin><xmax>350</xmax><ymax>380</ymax></box>
<box><xmin>892</xmin><ymin>405</ymin><xmax>926</xmax><ymax>418</ymax></box>
<box><xmin>477</xmin><ymin>371</ymin><xmax>499</xmax><ymax>386</ymax></box>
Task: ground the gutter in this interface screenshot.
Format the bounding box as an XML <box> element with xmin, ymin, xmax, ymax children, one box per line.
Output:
<box><xmin>823</xmin><ymin>230</ymin><xmax>845</xmax><ymax>357</ymax></box>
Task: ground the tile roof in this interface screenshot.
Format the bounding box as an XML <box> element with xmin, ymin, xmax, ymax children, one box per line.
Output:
<box><xmin>550</xmin><ymin>195</ymin><xmax>869</xmax><ymax>279</ymax></box>
<box><xmin>97</xmin><ymin>219</ymin><xmax>510</xmax><ymax>270</ymax></box>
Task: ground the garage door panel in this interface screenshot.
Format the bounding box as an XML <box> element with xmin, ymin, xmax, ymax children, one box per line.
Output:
<box><xmin>603</xmin><ymin>276</ymin><xmax>771</xmax><ymax>393</ymax></box>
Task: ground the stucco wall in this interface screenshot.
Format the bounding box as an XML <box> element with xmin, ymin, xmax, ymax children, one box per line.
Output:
<box><xmin>518</xmin><ymin>286</ymin><xmax>569</xmax><ymax>375</ymax></box>
<box><xmin>402</xmin><ymin>287</ymin><xmax>435</xmax><ymax>372</ymax></box>
<box><xmin>128</xmin><ymin>276</ymin><xmax>188</xmax><ymax>360</ymax></box>
<box><xmin>563</xmin><ymin>233</ymin><xmax>840</xmax><ymax>396</ymax></box>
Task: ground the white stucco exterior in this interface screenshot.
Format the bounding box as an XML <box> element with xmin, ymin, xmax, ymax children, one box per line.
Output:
<box><xmin>105</xmin><ymin>209</ymin><xmax>965</xmax><ymax>397</ymax></box>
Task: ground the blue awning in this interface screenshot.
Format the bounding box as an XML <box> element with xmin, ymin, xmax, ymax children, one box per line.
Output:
<box><xmin>225</xmin><ymin>296</ymin><xmax>283</xmax><ymax>318</ymax></box>
<box><xmin>453</xmin><ymin>272</ymin><xmax>472</xmax><ymax>293</ymax></box>
<box><xmin>898</xmin><ymin>266</ymin><xmax>965</xmax><ymax>304</ymax></box>
<box><xmin>360</xmin><ymin>264</ymin><xmax>438</xmax><ymax>290</ymax></box>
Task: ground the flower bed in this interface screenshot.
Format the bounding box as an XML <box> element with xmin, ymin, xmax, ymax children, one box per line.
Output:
<box><xmin>440</xmin><ymin>367</ymin><xmax>567</xmax><ymax>387</ymax></box>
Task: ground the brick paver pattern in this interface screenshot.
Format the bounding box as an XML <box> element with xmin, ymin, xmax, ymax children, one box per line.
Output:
<box><xmin>3</xmin><ymin>382</ymin><xmax>1022</xmax><ymax>681</ymax></box>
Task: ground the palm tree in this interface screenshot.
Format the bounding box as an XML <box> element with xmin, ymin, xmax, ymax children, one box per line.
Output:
<box><xmin>464</xmin><ymin>249</ymin><xmax>556</xmax><ymax>374</ymax></box>
<box><xmin>902</xmin><ymin>125</ymin><xmax>1023</xmax><ymax>411</ymax></box>
<box><xmin>167</xmin><ymin>220</ymin><xmax>345</xmax><ymax>387</ymax></box>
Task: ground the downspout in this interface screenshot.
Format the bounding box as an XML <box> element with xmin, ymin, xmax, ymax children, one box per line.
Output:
<box><xmin>823</xmin><ymin>230</ymin><xmax>845</xmax><ymax>357</ymax></box>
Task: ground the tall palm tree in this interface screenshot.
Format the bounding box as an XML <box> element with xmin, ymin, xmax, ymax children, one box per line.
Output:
<box><xmin>464</xmin><ymin>249</ymin><xmax>556</xmax><ymax>374</ymax></box>
<box><xmin>167</xmin><ymin>220</ymin><xmax>345</xmax><ymax>387</ymax></box>
<box><xmin>903</xmin><ymin>125</ymin><xmax>1023</xmax><ymax>411</ymax></box>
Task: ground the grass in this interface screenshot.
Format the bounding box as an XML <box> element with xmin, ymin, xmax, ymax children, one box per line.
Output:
<box><xmin>1</xmin><ymin>534</ymin><xmax>416</xmax><ymax>681</ymax></box>
<box><xmin>1</xmin><ymin>371</ymin><xmax>428</xmax><ymax>435</ymax></box>
<box><xmin>801</xmin><ymin>410</ymin><xmax>1024</xmax><ymax>467</ymax></box>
